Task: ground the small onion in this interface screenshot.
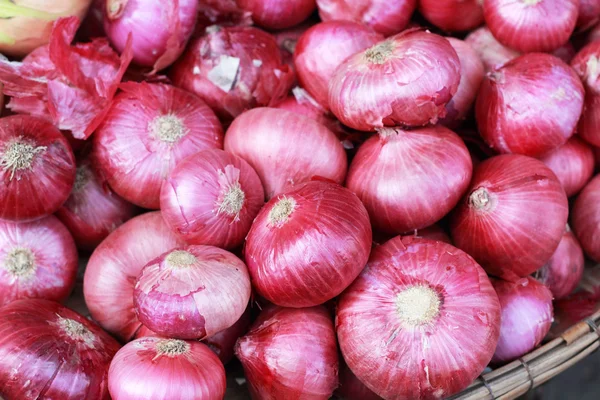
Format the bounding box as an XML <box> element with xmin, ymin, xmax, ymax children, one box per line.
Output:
<box><xmin>236</xmin><ymin>305</ymin><xmax>339</xmax><ymax>400</ymax></box>
<box><xmin>337</xmin><ymin>237</ymin><xmax>500</xmax><ymax>400</ymax></box>
<box><xmin>0</xmin><ymin>115</ymin><xmax>76</xmax><ymax>221</ymax></box>
<box><xmin>465</xmin><ymin>26</ymin><xmax>520</xmax><ymax>72</ymax></box>
<box><xmin>108</xmin><ymin>337</ymin><xmax>226</xmax><ymax>400</ymax></box>
<box><xmin>476</xmin><ymin>53</ymin><xmax>584</xmax><ymax>157</ymax></box>
<box><xmin>236</xmin><ymin>0</ymin><xmax>316</xmax><ymax>29</ymax></box>
<box><xmin>578</xmin><ymin>93</ymin><xmax>600</xmax><ymax>147</ymax></box>
<box><xmin>0</xmin><ymin>299</ymin><xmax>121</xmax><ymax>399</ymax></box>
<box><xmin>491</xmin><ymin>277</ymin><xmax>553</xmax><ymax>364</ymax></box>
<box><xmin>328</xmin><ymin>30</ymin><xmax>461</xmax><ymax>131</ymax></box>
<box><xmin>577</xmin><ymin>0</ymin><xmax>600</xmax><ymax>32</ymax></box>
<box><xmin>572</xmin><ymin>175</ymin><xmax>600</xmax><ymax>262</ymax></box>
<box><xmin>552</xmin><ymin>289</ymin><xmax>600</xmax><ymax>336</ymax></box>
<box><xmin>451</xmin><ymin>155</ymin><xmax>569</xmax><ymax>281</ymax></box>
<box><xmin>336</xmin><ymin>361</ymin><xmax>381</xmax><ymax>400</ymax></box>
<box><xmin>419</xmin><ymin>0</ymin><xmax>483</xmax><ymax>32</ymax></box>
<box><xmin>245</xmin><ymin>180</ymin><xmax>372</xmax><ymax>307</ymax></box>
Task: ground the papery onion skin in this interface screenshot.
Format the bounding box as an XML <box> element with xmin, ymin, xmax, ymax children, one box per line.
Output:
<box><xmin>0</xmin><ymin>115</ymin><xmax>76</xmax><ymax>221</ymax></box>
<box><xmin>0</xmin><ymin>299</ymin><xmax>121</xmax><ymax>400</ymax></box>
<box><xmin>476</xmin><ymin>53</ymin><xmax>584</xmax><ymax>157</ymax></box>
<box><xmin>245</xmin><ymin>180</ymin><xmax>372</xmax><ymax>307</ymax></box>
<box><xmin>83</xmin><ymin>212</ymin><xmax>185</xmax><ymax>341</ymax></box>
<box><xmin>224</xmin><ymin>107</ymin><xmax>347</xmax><ymax>199</ymax></box>
<box><xmin>419</xmin><ymin>0</ymin><xmax>483</xmax><ymax>32</ymax></box>
<box><xmin>483</xmin><ymin>0</ymin><xmax>578</xmax><ymax>53</ymax></box>
<box><xmin>0</xmin><ymin>216</ymin><xmax>77</xmax><ymax>307</ymax></box>
<box><xmin>328</xmin><ymin>30</ymin><xmax>461</xmax><ymax>131</ymax></box>
<box><xmin>93</xmin><ymin>82</ymin><xmax>223</xmax><ymax>209</ymax></box>
<box><xmin>465</xmin><ymin>26</ymin><xmax>520</xmax><ymax>72</ymax></box>
<box><xmin>236</xmin><ymin>306</ymin><xmax>339</xmax><ymax>400</ymax></box>
<box><xmin>337</xmin><ymin>237</ymin><xmax>500</xmax><ymax>400</ymax></box>
<box><xmin>294</xmin><ymin>21</ymin><xmax>383</xmax><ymax>109</ymax></box>
<box><xmin>539</xmin><ymin>137</ymin><xmax>595</xmax><ymax>197</ymax></box>
<box><xmin>347</xmin><ymin>126</ymin><xmax>472</xmax><ymax>234</ymax></box>
<box><xmin>451</xmin><ymin>155</ymin><xmax>569</xmax><ymax>281</ymax></box>
<box><xmin>572</xmin><ymin>175</ymin><xmax>600</xmax><ymax>262</ymax></box>
<box><xmin>491</xmin><ymin>277</ymin><xmax>553</xmax><ymax>364</ymax></box>
<box><xmin>578</xmin><ymin>0</ymin><xmax>600</xmax><ymax>32</ymax></box>
<box><xmin>109</xmin><ymin>337</ymin><xmax>226</xmax><ymax>400</ymax></box>
<box><xmin>237</xmin><ymin>0</ymin><xmax>316</xmax><ymax>29</ymax></box>
<box><xmin>195</xmin><ymin>0</ymin><xmax>252</xmax><ymax>35</ymax></box>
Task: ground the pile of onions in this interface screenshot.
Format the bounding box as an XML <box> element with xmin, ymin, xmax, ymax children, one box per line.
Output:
<box><xmin>491</xmin><ymin>277</ymin><xmax>553</xmax><ymax>364</ymax></box>
<box><xmin>577</xmin><ymin>0</ymin><xmax>600</xmax><ymax>32</ymax></box>
<box><xmin>346</xmin><ymin>126</ymin><xmax>472</xmax><ymax>233</ymax></box>
<box><xmin>160</xmin><ymin>149</ymin><xmax>263</xmax><ymax>249</ymax></box>
<box><xmin>328</xmin><ymin>30</ymin><xmax>461</xmax><ymax>131</ymax></box>
<box><xmin>0</xmin><ymin>216</ymin><xmax>77</xmax><ymax>307</ymax></box>
<box><xmin>171</xmin><ymin>26</ymin><xmax>294</xmax><ymax>121</ymax></box>
<box><xmin>83</xmin><ymin>212</ymin><xmax>185</xmax><ymax>341</ymax></box>
<box><xmin>224</xmin><ymin>108</ymin><xmax>347</xmax><ymax>199</ymax></box>
<box><xmin>572</xmin><ymin>175</ymin><xmax>600</xmax><ymax>262</ymax></box>
<box><xmin>476</xmin><ymin>53</ymin><xmax>584</xmax><ymax>157</ymax></box>
<box><xmin>109</xmin><ymin>337</ymin><xmax>226</xmax><ymax>400</ymax></box>
<box><xmin>0</xmin><ymin>115</ymin><xmax>76</xmax><ymax>221</ymax></box>
<box><xmin>571</xmin><ymin>42</ymin><xmax>600</xmax><ymax>147</ymax></box>
<box><xmin>93</xmin><ymin>82</ymin><xmax>223</xmax><ymax>209</ymax></box>
<box><xmin>337</xmin><ymin>237</ymin><xmax>500</xmax><ymax>399</ymax></box>
<box><xmin>482</xmin><ymin>0</ymin><xmax>578</xmax><ymax>53</ymax></box>
<box><xmin>336</xmin><ymin>361</ymin><xmax>381</xmax><ymax>400</ymax></box>
<box><xmin>419</xmin><ymin>0</ymin><xmax>483</xmax><ymax>32</ymax></box>
<box><xmin>245</xmin><ymin>180</ymin><xmax>372</xmax><ymax>307</ymax></box>
<box><xmin>236</xmin><ymin>0</ymin><xmax>316</xmax><ymax>29</ymax></box>
<box><xmin>315</xmin><ymin>0</ymin><xmax>416</xmax><ymax>36</ymax></box>
<box><xmin>451</xmin><ymin>155</ymin><xmax>569</xmax><ymax>281</ymax></box>
<box><xmin>0</xmin><ymin>299</ymin><xmax>121</xmax><ymax>399</ymax></box>
<box><xmin>236</xmin><ymin>306</ymin><xmax>338</xmax><ymax>399</ymax></box>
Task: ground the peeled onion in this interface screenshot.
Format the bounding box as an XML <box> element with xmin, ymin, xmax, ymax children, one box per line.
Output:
<box><xmin>572</xmin><ymin>175</ymin><xmax>600</xmax><ymax>262</ymax></box>
<box><xmin>236</xmin><ymin>0</ymin><xmax>316</xmax><ymax>29</ymax></box>
<box><xmin>419</xmin><ymin>0</ymin><xmax>483</xmax><ymax>32</ymax></box>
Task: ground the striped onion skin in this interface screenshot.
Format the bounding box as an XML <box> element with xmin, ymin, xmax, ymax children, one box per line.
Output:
<box><xmin>419</xmin><ymin>0</ymin><xmax>483</xmax><ymax>32</ymax></box>
<box><xmin>572</xmin><ymin>175</ymin><xmax>600</xmax><ymax>262</ymax></box>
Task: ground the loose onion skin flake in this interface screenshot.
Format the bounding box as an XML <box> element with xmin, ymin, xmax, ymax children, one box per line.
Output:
<box><xmin>572</xmin><ymin>175</ymin><xmax>600</xmax><ymax>262</ymax></box>
<box><xmin>476</xmin><ymin>53</ymin><xmax>584</xmax><ymax>157</ymax></box>
<box><xmin>237</xmin><ymin>0</ymin><xmax>316</xmax><ymax>30</ymax></box>
<box><xmin>0</xmin><ymin>115</ymin><xmax>76</xmax><ymax>221</ymax></box>
<box><xmin>108</xmin><ymin>337</ymin><xmax>226</xmax><ymax>400</ymax></box>
<box><xmin>451</xmin><ymin>155</ymin><xmax>569</xmax><ymax>281</ymax></box>
<box><xmin>491</xmin><ymin>277</ymin><xmax>553</xmax><ymax>364</ymax></box>
<box><xmin>328</xmin><ymin>30</ymin><xmax>461</xmax><ymax>131</ymax></box>
<box><xmin>245</xmin><ymin>180</ymin><xmax>372</xmax><ymax>307</ymax></box>
<box><xmin>337</xmin><ymin>237</ymin><xmax>500</xmax><ymax>400</ymax></box>
<box><xmin>236</xmin><ymin>306</ymin><xmax>339</xmax><ymax>400</ymax></box>
<box><xmin>346</xmin><ymin>126</ymin><xmax>472</xmax><ymax>234</ymax></box>
<box><xmin>225</xmin><ymin>107</ymin><xmax>347</xmax><ymax>199</ymax></box>
<box><xmin>419</xmin><ymin>0</ymin><xmax>483</xmax><ymax>32</ymax></box>
<box><xmin>0</xmin><ymin>299</ymin><xmax>121</xmax><ymax>400</ymax></box>
<box><xmin>93</xmin><ymin>82</ymin><xmax>223</xmax><ymax>209</ymax></box>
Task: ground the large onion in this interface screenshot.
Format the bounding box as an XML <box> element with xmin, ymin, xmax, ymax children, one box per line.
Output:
<box><xmin>236</xmin><ymin>0</ymin><xmax>316</xmax><ymax>29</ymax></box>
<box><xmin>572</xmin><ymin>175</ymin><xmax>600</xmax><ymax>262</ymax></box>
<box><xmin>419</xmin><ymin>0</ymin><xmax>483</xmax><ymax>32</ymax></box>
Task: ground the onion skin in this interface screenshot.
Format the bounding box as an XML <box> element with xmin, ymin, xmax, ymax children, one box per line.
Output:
<box><xmin>236</xmin><ymin>306</ymin><xmax>339</xmax><ymax>400</ymax></box>
<box><xmin>571</xmin><ymin>42</ymin><xmax>600</xmax><ymax>147</ymax></box>
<box><xmin>578</xmin><ymin>0</ymin><xmax>600</xmax><ymax>32</ymax></box>
<box><xmin>476</xmin><ymin>53</ymin><xmax>584</xmax><ymax>157</ymax></box>
<box><xmin>328</xmin><ymin>30</ymin><xmax>461</xmax><ymax>131</ymax></box>
<box><xmin>108</xmin><ymin>337</ymin><xmax>226</xmax><ymax>400</ymax></box>
<box><xmin>465</xmin><ymin>26</ymin><xmax>520</xmax><ymax>72</ymax></box>
<box><xmin>83</xmin><ymin>212</ymin><xmax>185</xmax><ymax>341</ymax></box>
<box><xmin>451</xmin><ymin>155</ymin><xmax>569</xmax><ymax>281</ymax></box>
<box><xmin>552</xmin><ymin>289</ymin><xmax>600</xmax><ymax>336</ymax></box>
<box><xmin>224</xmin><ymin>107</ymin><xmax>347</xmax><ymax>199</ymax></box>
<box><xmin>337</xmin><ymin>237</ymin><xmax>500</xmax><ymax>400</ymax></box>
<box><xmin>419</xmin><ymin>0</ymin><xmax>483</xmax><ymax>32</ymax></box>
<box><xmin>346</xmin><ymin>126</ymin><xmax>472</xmax><ymax>234</ymax></box>
<box><xmin>491</xmin><ymin>277</ymin><xmax>553</xmax><ymax>364</ymax></box>
<box><xmin>237</xmin><ymin>0</ymin><xmax>316</xmax><ymax>29</ymax></box>
<box><xmin>336</xmin><ymin>361</ymin><xmax>381</xmax><ymax>400</ymax></box>
<box><xmin>572</xmin><ymin>175</ymin><xmax>600</xmax><ymax>262</ymax></box>
<box><xmin>245</xmin><ymin>180</ymin><xmax>372</xmax><ymax>307</ymax></box>
<box><xmin>0</xmin><ymin>299</ymin><xmax>121</xmax><ymax>400</ymax></box>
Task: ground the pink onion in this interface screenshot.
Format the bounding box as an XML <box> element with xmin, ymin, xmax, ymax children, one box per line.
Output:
<box><xmin>337</xmin><ymin>237</ymin><xmax>500</xmax><ymax>399</ymax></box>
<box><xmin>245</xmin><ymin>180</ymin><xmax>372</xmax><ymax>307</ymax></box>
<box><xmin>572</xmin><ymin>175</ymin><xmax>600</xmax><ymax>262</ymax></box>
<box><xmin>552</xmin><ymin>288</ymin><xmax>600</xmax><ymax>336</ymax></box>
<box><xmin>236</xmin><ymin>305</ymin><xmax>339</xmax><ymax>399</ymax></box>
<box><xmin>451</xmin><ymin>154</ymin><xmax>569</xmax><ymax>281</ymax></box>
<box><xmin>236</xmin><ymin>0</ymin><xmax>316</xmax><ymax>29</ymax></box>
<box><xmin>465</xmin><ymin>26</ymin><xmax>520</xmax><ymax>72</ymax></box>
<box><xmin>578</xmin><ymin>93</ymin><xmax>600</xmax><ymax>147</ymax></box>
<box><xmin>578</xmin><ymin>0</ymin><xmax>600</xmax><ymax>32</ymax></box>
<box><xmin>224</xmin><ymin>107</ymin><xmax>347</xmax><ymax>199</ymax></box>
<box><xmin>195</xmin><ymin>0</ymin><xmax>251</xmax><ymax>35</ymax></box>
<box><xmin>491</xmin><ymin>277</ymin><xmax>553</xmax><ymax>364</ymax></box>
<box><xmin>336</xmin><ymin>361</ymin><xmax>381</xmax><ymax>400</ymax></box>
<box><xmin>476</xmin><ymin>53</ymin><xmax>584</xmax><ymax>157</ymax></box>
<box><xmin>419</xmin><ymin>0</ymin><xmax>483</xmax><ymax>32</ymax></box>
<box><xmin>328</xmin><ymin>30</ymin><xmax>461</xmax><ymax>131</ymax></box>
<box><xmin>571</xmin><ymin>42</ymin><xmax>600</xmax><ymax>146</ymax></box>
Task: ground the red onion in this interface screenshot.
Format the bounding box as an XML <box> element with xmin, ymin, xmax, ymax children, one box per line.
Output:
<box><xmin>160</xmin><ymin>149</ymin><xmax>263</xmax><ymax>249</ymax></box>
<box><xmin>539</xmin><ymin>137</ymin><xmax>595</xmax><ymax>197</ymax></box>
<box><xmin>476</xmin><ymin>53</ymin><xmax>584</xmax><ymax>157</ymax></box>
<box><xmin>0</xmin><ymin>115</ymin><xmax>76</xmax><ymax>221</ymax></box>
<box><xmin>337</xmin><ymin>237</ymin><xmax>500</xmax><ymax>399</ymax></box>
<box><xmin>336</xmin><ymin>361</ymin><xmax>381</xmax><ymax>400</ymax></box>
<box><xmin>195</xmin><ymin>0</ymin><xmax>252</xmax><ymax>35</ymax></box>
<box><xmin>315</xmin><ymin>0</ymin><xmax>416</xmax><ymax>36</ymax></box>
<box><xmin>171</xmin><ymin>26</ymin><xmax>294</xmax><ymax>121</ymax></box>
<box><xmin>465</xmin><ymin>26</ymin><xmax>520</xmax><ymax>72</ymax></box>
<box><xmin>93</xmin><ymin>82</ymin><xmax>223</xmax><ymax>209</ymax></box>
<box><xmin>419</xmin><ymin>0</ymin><xmax>483</xmax><ymax>32</ymax></box>
<box><xmin>245</xmin><ymin>180</ymin><xmax>372</xmax><ymax>307</ymax></box>
<box><xmin>491</xmin><ymin>277</ymin><xmax>553</xmax><ymax>364</ymax></box>
<box><xmin>347</xmin><ymin>126</ymin><xmax>472</xmax><ymax>233</ymax></box>
<box><xmin>328</xmin><ymin>30</ymin><xmax>461</xmax><ymax>131</ymax></box>
<box><xmin>572</xmin><ymin>175</ymin><xmax>600</xmax><ymax>262</ymax></box>
<box><xmin>578</xmin><ymin>93</ymin><xmax>600</xmax><ymax>147</ymax></box>
<box><xmin>236</xmin><ymin>0</ymin><xmax>316</xmax><ymax>29</ymax></box>
<box><xmin>83</xmin><ymin>212</ymin><xmax>185</xmax><ymax>341</ymax></box>
<box><xmin>236</xmin><ymin>306</ymin><xmax>339</xmax><ymax>399</ymax></box>
<box><xmin>109</xmin><ymin>337</ymin><xmax>226</xmax><ymax>400</ymax></box>
<box><xmin>273</xmin><ymin>21</ymin><xmax>311</xmax><ymax>79</ymax></box>
<box><xmin>595</xmin><ymin>145</ymin><xmax>600</xmax><ymax>168</ymax></box>
<box><xmin>552</xmin><ymin>288</ymin><xmax>600</xmax><ymax>336</ymax></box>
<box><xmin>294</xmin><ymin>21</ymin><xmax>383</xmax><ymax>109</ymax></box>
<box><xmin>483</xmin><ymin>0</ymin><xmax>578</xmax><ymax>53</ymax></box>
<box><xmin>451</xmin><ymin>155</ymin><xmax>569</xmax><ymax>281</ymax></box>
<box><xmin>375</xmin><ymin>224</ymin><xmax>453</xmax><ymax>247</ymax></box>
<box><xmin>578</xmin><ymin>0</ymin><xmax>600</xmax><ymax>32</ymax></box>
<box><xmin>0</xmin><ymin>299</ymin><xmax>121</xmax><ymax>399</ymax></box>
<box><xmin>571</xmin><ymin>42</ymin><xmax>600</xmax><ymax>147</ymax></box>
<box><xmin>224</xmin><ymin>107</ymin><xmax>347</xmax><ymax>199</ymax></box>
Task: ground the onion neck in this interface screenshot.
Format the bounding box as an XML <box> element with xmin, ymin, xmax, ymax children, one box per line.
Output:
<box><xmin>217</xmin><ymin>182</ymin><xmax>245</xmax><ymax>218</ymax></box>
<box><xmin>268</xmin><ymin>197</ymin><xmax>296</xmax><ymax>226</ymax></box>
<box><xmin>57</xmin><ymin>316</ymin><xmax>96</xmax><ymax>348</ymax></box>
<box><xmin>150</xmin><ymin>114</ymin><xmax>187</xmax><ymax>144</ymax></box>
<box><xmin>469</xmin><ymin>187</ymin><xmax>492</xmax><ymax>211</ymax></box>
<box><xmin>364</xmin><ymin>41</ymin><xmax>393</xmax><ymax>65</ymax></box>
<box><xmin>4</xmin><ymin>248</ymin><xmax>36</xmax><ymax>278</ymax></box>
<box><xmin>0</xmin><ymin>138</ymin><xmax>47</xmax><ymax>180</ymax></box>
<box><xmin>156</xmin><ymin>339</ymin><xmax>190</xmax><ymax>357</ymax></box>
<box><xmin>396</xmin><ymin>285</ymin><xmax>441</xmax><ymax>326</ymax></box>
<box><xmin>73</xmin><ymin>166</ymin><xmax>91</xmax><ymax>193</ymax></box>
<box><xmin>106</xmin><ymin>0</ymin><xmax>128</xmax><ymax>20</ymax></box>
<box><xmin>165</xmin><ymin>250</ymin><xmax>197</xmax><ymax>268</ymax></box>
